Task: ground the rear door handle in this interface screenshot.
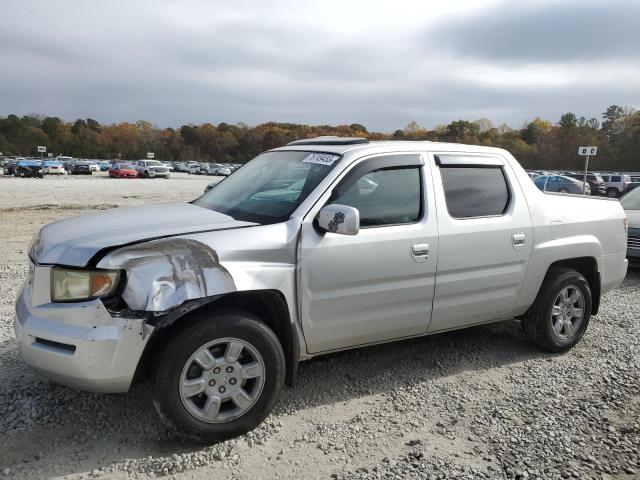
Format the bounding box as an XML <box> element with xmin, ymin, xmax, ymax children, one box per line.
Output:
<box><xmin>411</xmin><ymin>243</ymin><xmax>430</xmax><ymax>262</ymax></box>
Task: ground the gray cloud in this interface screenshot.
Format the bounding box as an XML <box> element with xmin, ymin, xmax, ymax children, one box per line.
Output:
<box><xmin>424</xmin><ymin>0</ymin><xmax>640</xmax><ymax>63</ymax></box>
<box><xmin>0</xmin><ymin>0</ymin><xmax>638</xmax><ymax>131</ymax></box>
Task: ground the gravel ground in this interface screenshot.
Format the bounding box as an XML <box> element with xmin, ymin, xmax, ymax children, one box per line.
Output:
<box><xmin>0</xmin><ymin>173</ymin><xmax>638</xmax><ymax>480</ymax></box>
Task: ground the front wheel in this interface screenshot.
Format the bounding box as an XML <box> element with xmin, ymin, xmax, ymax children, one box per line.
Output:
<box><xmin>521</xmin><ymin>267</ymin><xmax>592</xmax><ymax>353</ymax></box>
<box><xmin>152</xmin><ymin>311</ymin><xmax>285</xmax><ymax>443</ymax></box>
<box><xmin>606</xmin><ymin>188</ymin><xmax>619</xmax><ymax>198</ymax></box>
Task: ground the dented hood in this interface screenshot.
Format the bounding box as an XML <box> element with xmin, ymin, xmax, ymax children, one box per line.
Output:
<box><xmin>30</xmin><ymin>202</ymin><xmax>257</xmax><ymax>266</ymax></box>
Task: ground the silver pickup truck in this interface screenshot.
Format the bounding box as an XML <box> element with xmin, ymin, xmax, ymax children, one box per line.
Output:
<box><xmin>15</xmin><ymin>137</ymin><xmax>628</xmax><ymax>442</ymax></box>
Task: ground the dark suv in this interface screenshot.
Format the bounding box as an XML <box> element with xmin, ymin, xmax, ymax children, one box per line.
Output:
<box><xmin>3</xmin><ymin>159</ymin><xmax>18</xmax><ymax>175</ymax></box>
<box><xmin>70</xmin><ymin>161</ymin><xmax>93</xmax><ymax>175</ymax></box>
<box><xmin>565</xmin><ymin>173</ymin><xmax>607</xmax><ymax>196</ymax></box>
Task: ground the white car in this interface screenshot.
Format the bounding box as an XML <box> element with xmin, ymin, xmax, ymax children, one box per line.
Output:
<box><xmin>600</xmin><ymin>173</ymin><xmax>633</xmax><ymax>198</ymax></box>
<box><xmin>135</xmin><ymin>160</ymin><xmax>171</xmax><ymax>178</ymax></box>
<box><xmin>206</xmin><ymin>163</ymin><xmax>232</xmax><ymax>176</ymax></box>
<box><xmin>42</xmin><ymin>161</ymin><xmax>65</xmax><ymax>175</ymax></box>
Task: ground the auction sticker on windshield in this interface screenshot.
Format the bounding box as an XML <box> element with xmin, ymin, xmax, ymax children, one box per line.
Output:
<box><xmin>302</xmin><ymin>153</ymin><xmax>340</xmax><ymax>166</ymax></box>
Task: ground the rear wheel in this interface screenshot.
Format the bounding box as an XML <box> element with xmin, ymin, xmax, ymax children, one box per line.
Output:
<box><xmin>606</xmin><ymin>188</ymin><xmax>619</xmax><ymax>198</ymax></box>
<box><xmin>558</xmin><ymin>187</ymin><xmax>569</xmax><ymax>193</ymax></box>
<box><xmin>522</xmin><ymin>267</ymin><xmax>592</xmax><ymax>353</ymax></box>
<box><xmin>152</xmin><ymin>311</ymin><xmax>285</xmax><ymax>443</ymax></box>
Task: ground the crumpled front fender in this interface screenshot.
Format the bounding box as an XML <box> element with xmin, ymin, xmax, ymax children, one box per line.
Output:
<box><xmin>97</xmin><ymin>238</ymin><xmax>236</xmax><ymax>311</ymax></box>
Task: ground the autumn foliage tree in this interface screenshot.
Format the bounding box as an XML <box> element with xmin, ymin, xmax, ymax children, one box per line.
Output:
<box><xmin>0</xmin><ymin>105</ymin><xmax>638</xmax><ymax>171</ymax></box>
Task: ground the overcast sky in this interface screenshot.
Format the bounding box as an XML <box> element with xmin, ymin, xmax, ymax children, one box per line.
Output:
<box><xmin>1</xmin><ymin>0</ymin><xmax>638</xmax><ymax>131</ymax></box>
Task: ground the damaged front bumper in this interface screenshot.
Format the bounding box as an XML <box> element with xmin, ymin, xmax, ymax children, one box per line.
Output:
<box><xmin>14</xmin><ymin>264</ymin><xmax>153</xmax><ymax>393</ymax></box>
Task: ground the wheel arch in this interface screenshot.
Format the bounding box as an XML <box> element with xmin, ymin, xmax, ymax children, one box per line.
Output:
<box><xmin>544</xmin><ymin>257</ymin><xmax>601</xmax><ymax>314</ymax></box>
<box><xmin>135</xmin><ymin>289</ymin><xmax>299</xmax><ymax>387</ymax></box>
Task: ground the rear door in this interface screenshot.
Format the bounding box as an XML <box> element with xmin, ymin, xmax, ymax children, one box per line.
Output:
<box><xmin>428</xmin><ymin>153</ymin><xmax>533</xmax><ymax>332</ymax></box>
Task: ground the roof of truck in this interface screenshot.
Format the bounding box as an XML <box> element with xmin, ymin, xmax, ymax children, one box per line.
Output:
<box><xmin>273</xmin><ymin>136</ymin><xmax>509</xmax><ymax>156</ymax></box>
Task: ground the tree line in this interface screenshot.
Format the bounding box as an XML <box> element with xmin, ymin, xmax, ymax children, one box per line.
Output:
<box><xmin>0</xmin><ymin>105</ymin><xmax>638</xmax><ymax>170</ymax></box>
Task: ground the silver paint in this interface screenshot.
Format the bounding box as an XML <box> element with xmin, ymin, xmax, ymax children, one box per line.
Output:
<box><xmin>29</xmin><ymin>202</ymin><xmax>256</xmax><ymax>266</ymax></box>
<box><xmin>15</xmin><ymin>140</ymin><xmax>629</xmax><ymax>394</ymax></box>
<box><xmin>98</xmin><ymin>238</ymin><xmax>236</xmax><ymax>312</ymax></box>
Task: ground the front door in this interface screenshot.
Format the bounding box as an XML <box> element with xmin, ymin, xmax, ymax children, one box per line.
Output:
<box><xmin>299</xmin><ymin>153</ymin><xmax>438</xmax><ymax>354</ymax></box>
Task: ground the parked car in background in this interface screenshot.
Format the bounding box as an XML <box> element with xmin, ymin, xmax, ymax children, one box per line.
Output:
<box><xmin>188</xmin><ymin>163</ymin><xmax>202</xmax><ymax>174</ymax></box>
<box><xmin>70</xmin><ymin>161</ymin><xmax>93</xmax><ymax>175</ymax></box>
<box><xmin>15</xmin><ymin>159</ymin><xmax>43</xmax><ymax>178</ymax></box>
<box><xmin>60</xmin><ymin>158</ymin><xmax>75</xmax><ymax>172</ymax></box>
<box><xmin>135</xmin><ymin>160</ymin><xmax>170</xmax><ymax>178</ymax></box>
<box><xmin>15</xmin><ymin>138</ymin><xmax>628</xmax><ymax>442</ymax></box>
<box><xmin>206</xmin><ymin>163</ymin><xmax>232</xmax><ymax>176</ymax></box>
<box><xmin>3</xmin><ymin>159</ymin><xmax>19</xmax><ymax>175</ymax></box>
<box><xmin>534</xmin><ymin>174</ymin><xmax>590</xmax><ymax>195</ymax></box>
<box><xmin>564</xmin><ymin>173</ymin><xmax>607</xmax><ymax>196</ymax></box>
<box><xmin>627</xmin><ymin>175</ymin><xmax>640</xmax><ymax>192</ymax></box>
<box><xmin>173</xmin><ymin>162</ymin><xmax>190</xmax><ymax>173</ymax></box>
<box><xmin>163</xmin><ymin>163</ymin><xmax>174</xmax><ymax>171</ymax></box>
<box><xmin>109</xmin><ymin>163</ymin><xmax>139</xmax><ymax>178</ymax></box>
<box><xmin>620</xmin><ymin>187</ymin><xmax>640</xmax><ymax>261</ymax></box>
<box><xmin>43</xmin><ymin>160</ymin><xmax>65</xmax><ymax>175</ymax></box>
<box><xmin>600</xmin><ymin>173</ymin><xmax>633</xmax><ymax>198</ymax></box>
<box><xmin>99</xmin><ymin>161</ymin><xmax>110</xmax><ymax>171</ymax></box>
<box><xmin>88</xmin><ymin>162</ymin><xmax>100</xmax><ymax>173</ymax></box>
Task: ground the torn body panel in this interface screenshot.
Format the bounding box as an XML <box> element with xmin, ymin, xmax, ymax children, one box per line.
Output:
<box><xmin>97</xmin><ymin>220</ymin><xmax>307</xmax><ymax>363</ymax></box>
<box><xmin>97</xmin><ymin>238</ymin><xmax>236</xmax><ymax>312</ymax></box>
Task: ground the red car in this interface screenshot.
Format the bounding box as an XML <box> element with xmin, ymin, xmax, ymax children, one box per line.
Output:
<box><xmin>109</xmin><ymin>163</ymin><xmax>139</xmax><ymax>178</ymax></box>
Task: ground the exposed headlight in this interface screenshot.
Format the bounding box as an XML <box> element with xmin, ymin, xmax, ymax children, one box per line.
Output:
<box><xmin>51</xmin><ymin>267</ymin><xmax>121</xmax><ymax>302</ymax></box>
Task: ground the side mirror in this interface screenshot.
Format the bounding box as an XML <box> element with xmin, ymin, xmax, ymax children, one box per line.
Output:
<box><xmin>317</xmin><ymin>204</ymin><xmax>359</xmax><ymax>235</ymax></box>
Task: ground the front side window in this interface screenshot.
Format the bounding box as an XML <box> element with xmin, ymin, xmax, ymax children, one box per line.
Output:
<box><xmin>330</xmin><ymin>166</ymin><xmax>422</xmax><ymax>227</ymax></box>
<box><xmin>194</xmin><ymin>150</ymin><xmax>341</xmax><ymax>224</ymax></box>
<box><xmin>440</xmin><ymin>166</ymin><xmax>510</xmax><ymax>218</ymax></box>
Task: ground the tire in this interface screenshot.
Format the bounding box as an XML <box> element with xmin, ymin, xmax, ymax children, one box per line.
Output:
<box><xmin>521</xmin><ymin>267</ymin><xmax>592</xmax><ymax>353</ymax></box>
<box><xmin>152</xmin><ymin>310</ymin><xmax>285</xmax><ymax>443</ymax></box>
<box><xmin>606</xmin><ymin>188</ymin><xmax>619</xmax><ymax>198</ymax></box>
<box><xmin>144</xmin><ymin>171</ymin><xmax>150</xmax><ymax>178</ymax></box>
<box><xmin>558</xmin><ymin>187</ymin><xmax>569</xmax><ymax>193</ymax></box>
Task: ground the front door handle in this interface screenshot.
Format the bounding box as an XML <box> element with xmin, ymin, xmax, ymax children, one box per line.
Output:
<box><xmin>512</xmin><ymin>233</ymin><xmax>526</xmax><ymax>247</ymax></box>
<box><xmin>411</xmin><ymin>243</ymin><xmax>430</xmax><ymax>262</ymax></box>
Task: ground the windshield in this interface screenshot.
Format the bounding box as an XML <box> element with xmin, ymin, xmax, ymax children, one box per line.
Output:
<box><xmin>621</xmin><ymin>188</ymin><xmax>640</xmax><ymax>210</ymax></box>
<box><xmin>146</xmin><ymin>160</ymin><xmax>162</xmax><ymax>166</ymax></box>
<box><xmin>193</xmin><ymin>150</ymin><xmax>341</xmax><ymax>224</ymax></box>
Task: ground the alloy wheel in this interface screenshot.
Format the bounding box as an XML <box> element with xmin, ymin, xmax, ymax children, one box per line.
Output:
<box><xmin>550</xmin><ymin>285</ymin><xmax>584</xmax><ymax>340</ymax></box>
<box><xmin>179</xmin><ymin>337</ymin><xmax>265</xmax><ymax>424</ymax></box>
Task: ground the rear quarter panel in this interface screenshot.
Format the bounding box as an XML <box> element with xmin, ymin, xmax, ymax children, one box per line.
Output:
<box><xmin>513</xmin><ymin>185</ymin><xmax>627</xmax><ymax>314</ymax></box>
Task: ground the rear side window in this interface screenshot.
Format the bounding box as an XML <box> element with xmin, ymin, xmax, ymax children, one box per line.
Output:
<box><xmin>440</xmin><ymin>167</ymin><xmax>510</xmax><ymax>218</ymax></box>
<box><xmin>612</xmin><ymin>175</ymin><xmax>622</xmax><ymax>182</ymax></box>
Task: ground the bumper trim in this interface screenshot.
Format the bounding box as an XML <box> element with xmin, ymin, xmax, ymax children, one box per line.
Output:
<box><xmin>14</xmin><ymin>280</ymin><xmax>153</xmax><ymax>393</ymax></box>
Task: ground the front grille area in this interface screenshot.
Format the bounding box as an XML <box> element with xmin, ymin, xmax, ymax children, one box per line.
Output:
<box><xmin>628</xmin><ymin>236</ymin><xmax>640</xmax><ymax>250</ymax></box>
